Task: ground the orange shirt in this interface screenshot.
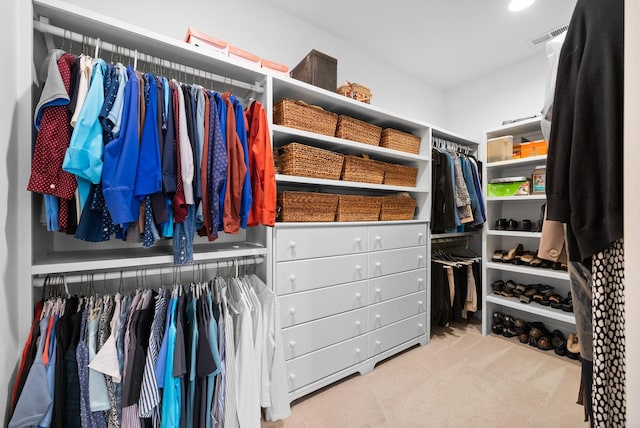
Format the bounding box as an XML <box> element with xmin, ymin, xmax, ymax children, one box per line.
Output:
<box><xmin>221</xmin><ymin>93</ymin><xmax>247</xmax><ymax>234</ymax></box>
<box><xmin>245</xmin><ymin>101</ymin><xmax>276</xmax><ymax>227</ymax></box>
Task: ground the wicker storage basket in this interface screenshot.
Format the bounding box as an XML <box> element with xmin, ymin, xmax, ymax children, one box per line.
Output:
<box><xmin>277</xmin><ymin>143</ymin><xmax>344</xmax><ymax>180</ymax></box>
<box><xmin>379</xmin><ymin>195</ymin><xmax>416</xmax><ymax>221</ymax></box>
<box><xmin>383</xmin><ymin>162</ymin><xmax>418</xmax><ymax>187</ymax></box>
<box><xmin>273</xmin><ymin>98</ymin><xmax>338</xmax><ymax>137</ymax></box>
<box><xmin>337</xmin><ymin>81</ymin><xmax>372</xmax><ymax>104</ymax></box>
<box><xmin>335</xmin><ymin>115</ymin><xmax>382</xmax><ymax>146</ymax></box>
<box><xmin>335</xmin><ymin>195</ymin><xmax>381</xmax><ymax>222</ymax></box>
<box><xmin>380</xmin><ymin>129</ymin><xmax>421</xmax><ymax>154</ymax></box>
<box><xmin>341</xmin><ymin>155</ymin><xmax>385</xmax><ymax>184</ymax></box>
<box><xmin>277</xmin><ymin>191</ymin><xmax>339</xmax><ymax>222</ymax></box>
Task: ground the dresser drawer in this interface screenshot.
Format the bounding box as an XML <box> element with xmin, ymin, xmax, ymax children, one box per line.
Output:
<box><xmin>281</xmin><ymin>308</ymin><xmax>367</xmax><ymax>360</ymax></box>
<box><xmin>368</xmin><ymin>223</ymin><xmax>427</xmax><ymax>251</ymax></box>
<box><xmin>369</xmin><ymin>246</ymin><xmax>427</xmax><ymax>277</ymax></box>
<box><xmin>368</xmin><ymin>292</ymin><xmax>426</xmax><ymax>331</ymax></box>
<box><xmin>275</xmin><ymin>226</ymin><xmax>368</xmax><ymax>261</ymax></box>
<box><xmin>275</xmin><ymin>253</ymin><xmax>368</xmax><ymax>295</ymax></box>
<box><xmin>369</xmin><ymin>268</ymin><xmax>427</xmax><ymax>304</ymax></box>
<box><xmin>279</xmin><ymin>280</ymin><xmax>369</xmax><ymax>328</ymax></box>
<box><xmin>367</xmin><ymin>314</ymin><xmax>426</xmax><ymax>357</ymax></box>
<box><xmin>286</xmin><ymin>335</ymin><xmax>367</xmax><ymax>393</ymax></box>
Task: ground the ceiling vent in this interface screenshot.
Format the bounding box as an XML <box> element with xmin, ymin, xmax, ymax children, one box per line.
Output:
<box><xmin>528</xmin><ymin>24</ymin><xmax>569</xmax><ymax>47</ymax></box>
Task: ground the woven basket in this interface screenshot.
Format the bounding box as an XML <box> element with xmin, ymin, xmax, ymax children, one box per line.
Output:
<box><xmin>337</xmin><ymin>81</ymin><xmax>372</xmax><ymax>104</ymax></box>
<box><xmin>277</xmin><ymin>142</ymin><xmax>344</xmax><ymax>180</ymax></box>
<box><xmin>335</xmin><ymin>115</ymin><xmax>382</xmax><ymax>146</ymax></box>
<box><xmin>380</xmin><ymin>195</ymin><xmax>416</xmax><ymax>221</ymax></box>
<box><xmin>273</xmin><ymin>98</ymin><xmax>338</xmax><ymax>137</ymax></box>
<box><xmin>383</xmin><ymin>162</ymin><xmax>418</xmax><ymax>187</ymax></box>
<box><xmin>277</xmin><ymin>191</ymin><xmax>339</xmax><ymax>222</ymax></box>
<box><xmin>335</xmin><ymin>195</ymin><xmax>381</xmax><ymax>222</ymax></box>
<box><xmin>380</xmin><ymin>129</ymin><xmax>421</xmax><ymax>154</ymax></box>
<box><xmin>341</xmin><ymin>155</ymin><xmax>385</xmax><ymax>184</ymax></box>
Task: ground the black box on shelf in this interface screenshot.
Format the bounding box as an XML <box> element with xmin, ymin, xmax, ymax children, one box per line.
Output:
<box><xmin>290</xmin><ymin>49</ymin><xmax>337</xmax><ymax>92</ymax></box>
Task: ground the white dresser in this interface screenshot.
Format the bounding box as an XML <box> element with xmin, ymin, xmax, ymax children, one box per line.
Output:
<box><xmin>274</xmin><ymin>222</ymin><xmax>428</xmax><ymax>401</ymax></box>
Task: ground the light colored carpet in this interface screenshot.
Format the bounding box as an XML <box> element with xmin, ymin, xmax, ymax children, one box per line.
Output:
<box><xmin>263</xmin><ymin>320</ymin><xmax>587</xmax><ymax>428</ymax></box>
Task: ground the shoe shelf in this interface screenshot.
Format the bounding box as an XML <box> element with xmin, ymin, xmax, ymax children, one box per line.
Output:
<box><xmin>486</xmin><ymin>262</ymin><xmax>569</xmax><ymax>280</ymax></box>
<box><xmin>487</xmin><ymin>230</ymin><xmax>542</xmax><ymax>238</ymax></box>
<box><xmin>486</xmin><ymin>295</ymin><xmax>576</xmax><ymax>325</ymax></box>
<box><xmin>482</xmin><ymin>118</ymin><xmax>575</xmax><ymax>337</ymax></box>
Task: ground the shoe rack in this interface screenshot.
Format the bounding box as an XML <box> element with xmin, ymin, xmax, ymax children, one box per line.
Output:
<box><xmin>481</xmin><ymin>118</ymin><xmax>576</xmax><ymax>340</ymax></box>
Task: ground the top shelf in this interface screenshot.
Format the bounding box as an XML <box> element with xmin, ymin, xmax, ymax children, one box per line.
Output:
<box><xmin>486</xmin><ymin>117</ymin><xmax>542</xmax><ymax>139</ymax></box>
<box><xmin>486</xmin><ymin>155</ymin><xmax>547</xmax><ymax>169</ymax></box>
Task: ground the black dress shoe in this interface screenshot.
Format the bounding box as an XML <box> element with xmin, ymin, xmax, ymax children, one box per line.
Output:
<box><xmin>495</xmin><ymin>218</ymin><xmax>507</xmax><ymax>230</ymax></box>
<box><xmin>518</xmin><ymin>219</ymin><xmax>532</xmax><ymax>231</ymax></box>
<box><xmin>506</xmin><ymin>219</ymin><xmax>519</xmax><ymax>231</ymax></box>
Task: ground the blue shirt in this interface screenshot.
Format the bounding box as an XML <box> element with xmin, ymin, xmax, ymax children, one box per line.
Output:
<box><xmin>63</xmin><ymin>59</ymin><xmax>106</xmax><ymax>211</ymax></box>
<box><xmin>134</xmin><ymin>73</ymin><xmax>162</xmax><ymax>198</ymax></box>
<box><xmin>102</xmin><ymin>66</ymin><xmax>141</xmax><ymax>226</ymax></box>
<box><xmin>212</xmin><ymin>92</ymin><xmax>227</xmax><ymax>231</ymax></box>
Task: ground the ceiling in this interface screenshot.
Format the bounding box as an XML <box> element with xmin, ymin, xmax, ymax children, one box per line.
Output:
<box><xmin>262</xmin><ymin>0</ymin><xmax>577</xmax><ymax>90</ymax></box>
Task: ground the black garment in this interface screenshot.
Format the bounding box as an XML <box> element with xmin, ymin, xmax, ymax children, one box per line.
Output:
<box><xmin>431</xmin><ymin>148</ymin><xmax>457</xmax><ymax>234</ymax></box>
<box><xmin>63</xmin><ymin>307</ymin><xmax>83</xmax><ymax>428</ymax></box>
<box><xmin>194</xmin><ymin>295</ymin><xmax>217</xmax><ymax>427</ymax></box>
<box><xmin>546</xmin><ymin>0</ymin><xmax>623</xmax><ymax>262</ymax></box>
<box><xmin>127</xmin><ymin>291</ymin><xmax>156</xmax><ymax>406</ymax></box>
<box><xmin>451</xmin><ymin>265</ymin><xmax>467</xmax><ymax>323</ymax></box>
<box><xmin>430</xmin><ymin>262</ymin><xmax>452</xmax><ymax>327</ymax></box>
<box><xmin>52</xmin><ymin>297</ymin><xmax>78</xmax><ymax>428</ymax></box>
<box><xmin>162</xmin><ymin>82</ymin><xmax>177</xmax><ymax>196</ymax></box>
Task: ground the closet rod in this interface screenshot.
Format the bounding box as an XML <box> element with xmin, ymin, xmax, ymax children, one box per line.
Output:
<box><xmin>32</xmin><ymin>19</ymin><xmax>265</xmax><ymax>94</ymax></box>
<box><xmin>31</xmin><ymin>256</ymin><xmax>264</xmax><ymax>287</ymax></box>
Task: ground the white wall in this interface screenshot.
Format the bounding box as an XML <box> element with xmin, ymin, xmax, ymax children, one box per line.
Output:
<box><xmin>444</xmin><ymin>54</ymin><xmax>548</xmax><ymax>142</ymax></box>
<box><xmin>57</xmin><ymin>0</ymin><xmax>446</xmax><ymax>126</ymax></box>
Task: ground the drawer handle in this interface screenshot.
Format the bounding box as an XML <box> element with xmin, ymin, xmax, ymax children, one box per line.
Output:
<box><xmin>289</xmin><ymin>241</ymin><xmax>296</xmax><ymax>248</ymax></box>
<box><xmin>355</xmin><ymin>347</ymin><xmax>361</xmax><ymax>354</ymax></box>
<box><xmin>290</xmin><ymin>373</ymin><xmax>296</xmax><ymax>381</ymax></box>
<box><xmin>355</xmin><ymin>265</ymin><xmax>362</xmax><ymax>271</ymax></box>
<box><xmin>418</xmin><ymin>278</ymin><xmax>424</xmax><ymax>283</ymax></box>
<box><xmin>418</xmin><ymin>255</ymin><xmax>424</xmax><ymax>261</ymax></box>
<box><xmin>289</xmin><ymin>341</ymin><xmax>296</xmax><ymax>347</ymax></box>
<box><xmin>355</xmin><ymin>237</ymin><xmax>362</xmax><ymax>243</ymax></box>
<box><xmin>375</xmin><ymin>288</ymin><xmax>381</xmax><ymax>294</ymax></box>
<box><xmin>375</xmin><ymin>314</ymin><xmax>381</xmax><ymax>319</ymax></box>
<box><xmin>289</xmin><ymin>274</ymin><xmax>296</xmax><ymax>281</ymax></box>
<box><xmin>418</xmin><ymin>323</ymin><xmax>424</xmax><ymax>329</ymax></box>
<box><xmin>418</xmin><ymin>300</ymin><xmax>424</xmax><ymax>306</ymax></box>
<box><xmin>376</xmin><ymin>262</ymin><xmax>382</xmax><ymax>267</ymax></box>
<box><xmin>289</xmin><ymin>307</ymin><xmax>296</xmax><ymax>315</ymax></box>
<box><xmin>355</xmin><ymin>320</ymin><xmax>361</xmax><ymax>327</ymax></box>
<box><xmin>375</xmin><ymin>236</ymin><xmax>381</xmax><ymax>241</ymax></box>
<box><xmin>418</xmin><ymin>232</ymin><xmax>424</xmax><ymax>238</ymax></box>
<box><xmin>355</xmin><ymin>292</ymin><xmax>362</xmax><ymax>299</ymax></box>
<box><xmin>375</xmin><ymin>340</ymin><xmax>381</xmax><ymax>346</ymax></box>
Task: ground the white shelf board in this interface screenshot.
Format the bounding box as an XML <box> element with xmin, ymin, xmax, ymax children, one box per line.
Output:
<box><xmin>487</xmin><ymin>230</ymin><xmax>542</xmax><ymax>238</ymax></box>
<box><xmin>276</xmin><ymin>174</ymin><xmax>427</xmax><ymax>193</ymax></box>
<box><xmin>486</xmin><ymin>262</ymin><xmax>570</xmax><ymax>280</ymax></box>
<box><xmin>487</xmin><ymin>195</ymin><xmax>546</xmax><ymax>202</ymax></box>
<box><xmin>32</xmin><ymin>242</ymin><xmax>268</xmax><ymax>275</ymax></box>
<box><xmin>485</xmin><ymin>117</ymin><xmax>542</xmax><ymax>139</ymax></box>
<box><xmin>431</xmin><ymin>127</ymin><xmax>481</xmax><ymax>147</ymax></box>
<box><xmin>272</xmin><ymin>76</ymin><xmax>430</xmax><ymax>131</ymax></box>
<box><xmin>272</xmin><ymin>125</ymin><xmax>429</xmax><ymax>163</ymax></box>
<box><xmin>431</xmin><ymin>232</ymin><xmax>478</xmax><ymax>239</ymax></box>
<box><xmin>486</xmin><ymin>155</ymin><xmax>547</xmax><ymax>169</ymax></box>
<box><xmin>275</xmin><ymin>220</ymin><xmax>427</xmax><ymax>228</ymax></box>
<box><xmin>486</xmin><ymin>295</ymin><xmax>576</xmax><ymax>325</ymax></box>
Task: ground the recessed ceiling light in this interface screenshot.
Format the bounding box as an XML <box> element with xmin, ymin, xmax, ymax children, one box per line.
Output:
<box><xmin>509</xmin><ymin>0</ymin><xmax>535</xmax><ymax>12</ymax></box>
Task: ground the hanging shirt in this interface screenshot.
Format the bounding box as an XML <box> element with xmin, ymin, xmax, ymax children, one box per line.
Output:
<box><xmin>69</xmin><ymin>55</ymin><xmax>93</xmax><ymax>127</ymax></box>
<box><xmin>230</xmin><ymin>95</ymin><xmax>252</xmax><ymax>229</ymax></box>
<box><xmin>134</xmin><ymin>73</ymin><xmax>162</xmax><ymax>199</ymax></box>
<box><xmin>174</xmin><ymin>81</ymin><xmax>195</xmax><ymax>206</ymax></box>
<box><xmin>63</xmin><ymin>59</ymin><xmax>107</xmax><ymax>211</ymax></box>
<box><xmin>102</xmin><ymin>65</ymin><xmax>141</xmax><ymax>226</ymax></box>
<box><xmin>161</xmin><ymin>297</ymin><xmax>181</xmax><ymax>428</ymax></box>
<box><xmin>245</xmin><ymin>100</ymin><xmax>276</xmax><ymax>227</ymax></box>
<box><xmin>221</xmin><ymin>93</ymin><xmax>247</xmax><ymax>234</ymax></box>
<box><xmin>28</xmin><ymin>52</ymin><xmax>78</xmax><ymax>201</ymax></box>
<box><xmin>212</xmin><ymin>92</ymin><xmax>228</xmax><ymax>232</ymax></box>
<box><xmin>108</xmin><ymin>63</ymin><xmax>128</xmax><ymax>137</ymax></box>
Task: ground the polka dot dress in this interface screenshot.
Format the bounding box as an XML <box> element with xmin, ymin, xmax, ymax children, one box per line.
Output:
<box><xmin>592</xmin><ymin>238</ymin><xmax>626</xmax><ymax>427</ymax></box>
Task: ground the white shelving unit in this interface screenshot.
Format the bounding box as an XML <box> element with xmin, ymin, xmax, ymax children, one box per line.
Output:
<box><xmin>270</xmin><ymin>75</ymin><xmax>434</xmax><ymax>401</ymax></box>
<box><xmin>482</xmin><ymin>119</ymin><xmax>575</xmax><ymax>338</ymax></box>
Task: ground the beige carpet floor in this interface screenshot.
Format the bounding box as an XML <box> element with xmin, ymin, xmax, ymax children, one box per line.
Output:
<box><xmin>263</xmin><ymin>320</ymin><xmax>586</xmax><ymax>428</ymax></box>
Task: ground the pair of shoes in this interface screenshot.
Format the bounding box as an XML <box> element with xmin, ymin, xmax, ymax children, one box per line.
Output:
<box><xmin>552</xmin><ymin>330</ymin><xmax>568</xmax><ymax>356</ymax></box>
<box><xmin>502</xmin><ymin>243</ymin><xmax>524</xmax><ymax>263</ymax></box>
<box><xmin>528</xmin><ymin>322</ymin><xmax>554</xmax><ymax>351</ymax></box>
